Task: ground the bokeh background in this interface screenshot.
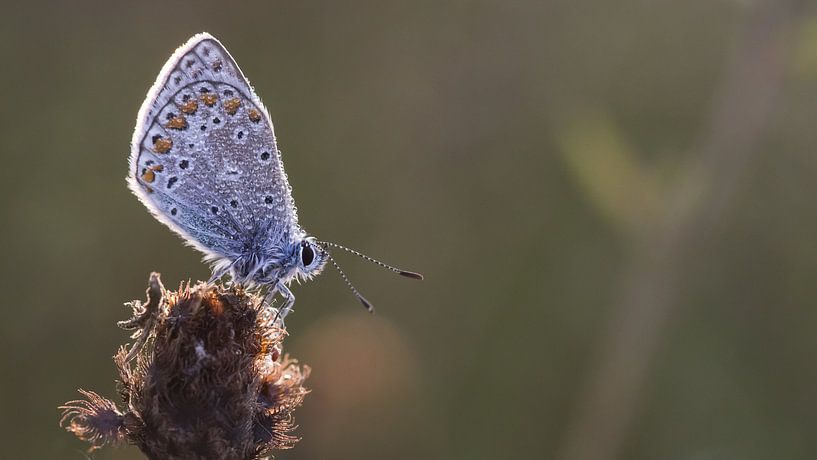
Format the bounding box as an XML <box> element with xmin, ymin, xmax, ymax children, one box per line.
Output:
<box><xmin>2</xmin><ymin>0</ymin><xmax>817</xmax><ymax>458</ymax></box>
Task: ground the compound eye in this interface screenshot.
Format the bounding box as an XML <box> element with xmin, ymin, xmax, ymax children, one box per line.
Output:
<box><xmin>301</xmin><ymin>243</ymin><xmax>315</xmax><ymax>267</ymax></box>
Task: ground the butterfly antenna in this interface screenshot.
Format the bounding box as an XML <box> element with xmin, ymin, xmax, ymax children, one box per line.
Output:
<box><xmin>317</xmin><ymin>241</ymin><xmax>424</xmax><ymax>280</ymax></box>
<box><xmin>324</xmin><ymin>251</ymin><xmax>375</xmax><ymax>313</ymax></box>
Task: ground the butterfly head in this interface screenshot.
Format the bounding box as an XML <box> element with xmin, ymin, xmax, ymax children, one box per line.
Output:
<box><xmin>290</xmin><ymin>237</ymin><xmax>328</xmax><ymax>282</ymax></box>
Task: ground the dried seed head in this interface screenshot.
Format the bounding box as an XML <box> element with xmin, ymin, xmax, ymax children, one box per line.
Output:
<box><xmin>60</xmin><ymin>273</ymin><xmax>309</xmax><ymax>458</ymax></box>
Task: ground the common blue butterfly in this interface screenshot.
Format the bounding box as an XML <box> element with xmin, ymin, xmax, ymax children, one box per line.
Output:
<box><xmin>128</xmin><ymin>33</ymin><xmax>421</xmax><ymax>321</ymax></box>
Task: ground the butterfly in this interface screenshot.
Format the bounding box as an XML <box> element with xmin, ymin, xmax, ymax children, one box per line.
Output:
<box><xmin>128</xmin><ymin>33</ymin><xmax>421</xmax><ymax>321</ymax></box>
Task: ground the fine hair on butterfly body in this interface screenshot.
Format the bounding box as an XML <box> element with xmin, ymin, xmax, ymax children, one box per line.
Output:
<box><xmin>128</xmin><ymin>33</ymin><xmax>421</xmax><ymax>322</ymax></box>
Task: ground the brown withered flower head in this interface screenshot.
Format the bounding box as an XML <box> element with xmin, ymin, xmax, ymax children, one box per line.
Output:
<box><xmin>60</xmin><ymin>273</ymin><xmax>310</xmax><ymax>459</ymax></box>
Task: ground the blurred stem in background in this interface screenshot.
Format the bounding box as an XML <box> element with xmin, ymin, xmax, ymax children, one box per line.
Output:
<box><xmin>556</xmin><ymin>0</ymin><xmax>804</xmax><ymax>459</ymax></box>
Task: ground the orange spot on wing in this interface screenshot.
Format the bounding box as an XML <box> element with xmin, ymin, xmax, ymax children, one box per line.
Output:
<box><xmin>248</xmin><ymin>109</ymin><xmax>261</xmax><ymax>122</ymax></box>
<box><xmin>180</xmin><ymin>99</ymin><xmax>198</xmax><ymax>114</ymax></box>
<box><xmin>153</xmin><ymin>138</ymin><xmax>172</xmax><ymax>153</ymax></box>
<box><xmin>142</xmin><ymin>169</ymin><xmax>155</xmax><ymax>183</ymax></box>
<box><xmin>165</xmin><ymin>116</ymin><xmax>187</xmax><ymax>130</ymax></box>
<box><xmin>224</xmin><ymin>98</ymin><xmax>241</xmax><ymax>115</ymax></box>
<box><xmin>200</xmin><ymin>93</ymin><xmax>218</xmax><ymax>107</ymax></box>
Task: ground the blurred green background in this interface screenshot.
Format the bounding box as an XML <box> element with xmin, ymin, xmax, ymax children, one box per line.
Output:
<box><xmin>2</xmin><ymin>0</ymin><xmax>817</xmax><ymax>458</ymax></box>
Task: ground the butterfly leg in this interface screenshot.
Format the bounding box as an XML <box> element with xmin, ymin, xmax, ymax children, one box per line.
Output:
<box><xmin>272</xmin><ymin>281</ymin><xmax>295</xmax><ymax>327</ymax></box>
<box><xmin>208</xmin><ymin>270</ymin><xmax>225</xmax><ymax>284</ymax></box>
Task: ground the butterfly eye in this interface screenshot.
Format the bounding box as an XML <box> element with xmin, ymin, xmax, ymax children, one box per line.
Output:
<box><xmin>301</xmin><ymin>243</ymin><xmax>315</xmax><ymax>267</ymax></box>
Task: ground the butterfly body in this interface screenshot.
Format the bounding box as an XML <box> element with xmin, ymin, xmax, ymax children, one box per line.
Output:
<box><xmin>129</xmin><ymin>33</ymin><xmax>326</xmax><ymax>317</ymax></box>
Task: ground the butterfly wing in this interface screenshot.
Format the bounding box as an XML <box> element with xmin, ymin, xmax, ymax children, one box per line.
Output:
<box><xmin>128</xmin><ymin>33</ymin><xmax>301</xmax><ymax>266</ymax></box>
